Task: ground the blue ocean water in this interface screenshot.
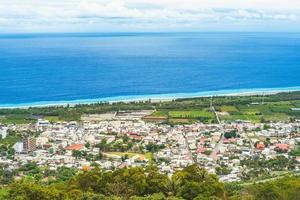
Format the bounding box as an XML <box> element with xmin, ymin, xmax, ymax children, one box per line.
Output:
<box><xmin>0</xmin><ymin>32</ymin><xmax>300</xmax><ymax>107</ymax></box>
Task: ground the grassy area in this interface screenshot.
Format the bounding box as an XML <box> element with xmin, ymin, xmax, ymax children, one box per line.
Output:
<box><xmin>0</xmin><ymin>114</ymin><xmax>36</xmax><ymax>125</ymax></box>
<box><xmin>221</xmin><ymin>114</ymin><xmax>261</xmax><ymax>123</ymax></box>
<box><xmin>218</xmin><ymin>102</ymin><xmax>296</xmax><ymax>123</ymax></box>
<box><xmin>150</xmin><ymin>110</ymin><xmax>168</xmax><ymax>117</ymax></box>
<box><xmin>1</xmin><ymin>91</ymin><xmax>300</xmax><ymax>124</ymax></box>
<box><xmin>44</xmin><ymin>116</ymin><xmax>61</xmax><ymax>122</ymax></box>
<box><xmin>168</xmin><ymin>118</ymin><xmax>193</xmax><ymax>124</ymax></box>
<box><xmin>168</xmin><ymin>110</ymin><xmax>214</xmax><ymax>119</ymax></box>
<box><xmin>264</xmin><ymin>113</ymin><xmax>290</xmax><ymax>121</ymax></box>
<box><xmin>292</xmin><ymin>100</ymin><xmax>300</xmax><ymax>107</ymax></box>
<box><xmin>105</xmin><ymin>152</ymin><xmax>153</xmax><ymax>160</ymax></box>
<box><xmin>0</xmin><ymin>134</ymin><xmax>22</xmax><ymax>147</ymax></box>
<box><xmin>218</xmin><ymin>105</ymin><xmax>239</xmax><ymax>113</ymax></box>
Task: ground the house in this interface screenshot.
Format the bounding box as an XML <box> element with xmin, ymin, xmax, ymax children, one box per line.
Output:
<box><xmin>256</xmin><ymin>142</ymin><xmax>265</xmax><ymax>150</ymax></box>
<box><xmin>0</xmin><ymin>127</ymin><xmax>8</xmax><ymax>139</ymax></box>
<box><xmin>275</xmin><ymin>143</ymin><xmax>289</xmax><ymax>152</ymax></box>
<box><xmin>65</xmin><ymin>144</ymin><xmax>84</xmax><ymax>151</ymax></box>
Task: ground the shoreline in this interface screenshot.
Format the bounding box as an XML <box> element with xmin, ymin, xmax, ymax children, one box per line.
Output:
<box><xmin>1</xmin><ymin>86</ymin><xmax>300</xmax><ymax>109</ymax></box>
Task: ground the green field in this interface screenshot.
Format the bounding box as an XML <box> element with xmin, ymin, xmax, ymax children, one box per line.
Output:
<box><xmin>217</xmin><ymin>105</ymin><xmax>239</xmax><ymax>113</ymax></box>
<box><xmin>105</xmin><ymin>152</ymin><xmax>153</xmax><ymax>160</ymax></box>
<box><xmin>1</xmin><ymin>91</ymin><xmax>300</xmax><ymax>125</ymax></box>
<box><xmin>219</xmin><ymin>102</ymin><xmax>298</xmax><ymax>122</ymax></box>
<box><xmin>168</xmin><ymin>110</ymin><xmax>214</xmax><ymax>119</ymax></box>
<box><xmin>44</xmin><ymin>116</ymin><xmax>61</xmax><ymax>122</ymax></box>
<box><xmin>0</xmin><ymin>114</ymin><xmax>36</xmax><ymax>125</ymax></box>
<box><xmin>150</xmin><ymin>110</ymin><xmax>168</xmax><ymax>117</ymax></box>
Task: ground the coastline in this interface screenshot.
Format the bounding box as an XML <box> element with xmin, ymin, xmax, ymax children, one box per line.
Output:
<box><xmin>1</xmin><ymin>86</ymin><xmax>300</xmax><ymax>109</ymax></box>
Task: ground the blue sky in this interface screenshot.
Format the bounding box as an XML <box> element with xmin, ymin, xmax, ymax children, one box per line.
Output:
<box><xmin>1</xmin><ymin>0</ymin><xmax>300</xmax><ymax>33</ymax></box>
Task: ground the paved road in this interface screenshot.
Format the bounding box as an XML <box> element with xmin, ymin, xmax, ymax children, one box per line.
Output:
<box><xmin>182</xmin><ymin>131</ymin><xmax>197</xmax><ymax>164</ymax></box>
<box><xmin>209</xmin><ymin>97</ymin><xmax>225</xmax><ymax>160</ymax></box>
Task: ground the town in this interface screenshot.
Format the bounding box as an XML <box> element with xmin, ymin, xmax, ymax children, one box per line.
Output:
<box><xmin>1</xmin><ymin>109</ymin><xmax>300</xmax><ymax>183</ymax></box>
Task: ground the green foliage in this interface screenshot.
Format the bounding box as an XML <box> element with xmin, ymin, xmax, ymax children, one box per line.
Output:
<box><xmin>0</xmin><ymin>133</ymin><xmax>21</xmax><ymax>149</ymax></box>
<box><xmin>55</xmin><ymin>167</ymin><xmax>78</xmax><ymax>182</ymax></box>
<box><xmin>172</xmin><ymin>165</ymin><xmax>224</xmax><ymax>200</ymax></box>
<box><xmin>145</xmin><ymin>144</ymin><xmax>165</xmax><ymax>153</ymax></box>
<box><xmin>224</xmin><ymin>130</ymin><xmax>239</xmax><ymax>139</ymax></box>
<box><xmin>215</xmin><ymin>167</ymin><xmax>231</xmax><ymax>176</ymax></box>
<box><xmin>1</xmin><ymin>165</ymin><xmax>225</xmax><ymax>200</ymax></box>
<box><xmin>240</xmin><ymin>176</ymin><xmax>300</xmax><ymax>200</ymax></box>
<box><xmin>1</xmin><ymin>164</ymin><xmax>300</xmax><ymax>200</ymax></box>
<box><xmin>0</xmin><ymin>91</ymin><xmax>300</xmax><ymax>124</ymax></box>
<box><xmin>289</xmin><ymin>146</ymin><xmax>300</xmax><ymax>157</ymax></box>
<box><xmin>240</xmin><ymin>156</ymin><xmax>297</xmax><ymax>181</ymax></box>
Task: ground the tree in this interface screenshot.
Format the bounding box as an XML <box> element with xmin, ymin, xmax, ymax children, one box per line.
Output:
<box><xmin>56</xmin><ymin>166</ymin><xmax>78</xmax><ymax>182</ymax></box>
<box><xmin>48</xmin><ymin>147</ymin><xmax>54</xmax><ymax>154</ymax></box>
<box><xmin>85</xmin><ymin>142</ymin><xmax>90</xmax><ymax>149</ymax></box>
<box><xmin>224</xmin><ymin>130</ymin><xmax>238</xmax><ymax>139</ymax></box>
<box><xmin>72</xmin><ymin>150</ymin><xmax>83</xmax><ymax>159</ymax></box>
<box><xmin>172</xmin><ymin>164</ymin><xmax>224</xmax><ymax>200</ymax></box>
<box><xmin>215</xmin><ymin>166</ymin><xmax>231</xmax><ymax>176</ymax></box>
<box><xmin>7</xmin><ymin>148</ymin><xmax>15</xmax><ymax>158</ymax></box>
<box><xmin>144</xmin><ymin>165</ymin><xmax>170</xmax><ymax>195</ymax></box>
<box><xmin>145</xmin><ymin>144</ymin><xmax>165</xmax><ymax>153</ymax></box>
<box><xmin>0</xmin><ymin>170</ymin><xmax>15</xmax><ymax>184</ymax></box>
<box><xmin>121</xmin><ymin>154</ymin><xmax>129</xmax><ymax>162</ymax></box>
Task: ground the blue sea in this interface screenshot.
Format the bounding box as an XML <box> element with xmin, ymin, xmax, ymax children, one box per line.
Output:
<box><xmin>0</xmin><ymin>32</ymin><xmax>300</xmax><ymax>107</ymax></box>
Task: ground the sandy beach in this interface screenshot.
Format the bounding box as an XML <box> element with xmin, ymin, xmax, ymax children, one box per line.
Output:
<box><xmin>1</xmin><ymin>86</ymin><xmax>300</xmax><ymax>109</ymax></box>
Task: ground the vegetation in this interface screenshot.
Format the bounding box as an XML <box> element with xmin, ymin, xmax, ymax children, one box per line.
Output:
<box><xmin>0</xmin><ymin>165</ymin><xmax>224</xmax><ymax>200</ymax></box>
<box><xmin>239</xmin><ymin>156</ymin><xmax>297</xmax><ymax>181</ymax></box>
<box><xmin>0</xmin><ymin>91</ymin><xmax>299</xmax><ymax>124</ymax></box>
<box><xmin>0</xmin><ymin>163</ymin><xmax>299</xmax><ymax>200</ymax></box>
<box><xmin>224</xmin><ymin>130</ymin><xmax>239</xmax><ymax>139</ymax></box>
<box><xmin>289</xmin><ymin>143</ymin><xmax>300</xmax><ymax>157</ymax></box>
<box><xmin>228</xmin><ymin>176</ymin><xmax>300</xmax><ymax>200</ymax></box>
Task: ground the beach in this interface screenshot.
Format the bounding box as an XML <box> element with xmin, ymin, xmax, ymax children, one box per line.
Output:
<box><xmin>1</xmin><ymin>86</ymin><xmax>300</xmax><ymax>109</ymax></box>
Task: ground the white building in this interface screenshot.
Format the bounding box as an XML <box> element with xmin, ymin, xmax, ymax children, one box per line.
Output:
<box><xmin>13</xmin><ymin>142</ymin><xmax>24</xmax><ymax>153</ymax></box>
<box><xmin>0</xmin><ymin>127</ymin><xmax>8</xmax><ymax>139</ymax></box>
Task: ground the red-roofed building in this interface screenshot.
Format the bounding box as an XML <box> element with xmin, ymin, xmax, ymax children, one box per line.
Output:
<box><xmin>196</xmin><ymin>147</ymin><xmax>207</xmax><ymax>154</ymax></box>
<box><xmin>275</xmin><ymin>143</ymin><xmax>289</xmax><ymax>152</ymax></box>
<box><xmin>65</xmin><ymin>144</ymin><xmax>84</xmax><ymax>151</ymax></box>
<box><xmin>229</xmin><ymin>138</ymin><xmax>237</xmax><ymax>143</ymax></box>
<box><xmin>256</xmin><ymin>142</ymin><xmax>265</xmax><ymax>150</ymax></box>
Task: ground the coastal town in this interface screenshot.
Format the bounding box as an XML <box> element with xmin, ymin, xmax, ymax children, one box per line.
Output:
<box><xmin>1</xmin><ymin>108</ymin><xmax>300</xmax><ymax>183</ymax></box>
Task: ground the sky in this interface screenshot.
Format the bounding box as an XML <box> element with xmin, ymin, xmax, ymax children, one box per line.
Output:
<box><xmin>1</xmin><ymin>0</ymin><xmax>300</xmax><ymax>33</ymax></box>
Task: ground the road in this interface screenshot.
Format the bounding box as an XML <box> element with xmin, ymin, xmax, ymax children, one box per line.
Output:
<box><xmin>209</xmin><ymin>97</ymin><xmax>225</xmax><ymax>160</ymax></box>
<box><xmin>182</xmin><ymin>131</ymin><xmax>197</xmax><ymax>164</ymax></box>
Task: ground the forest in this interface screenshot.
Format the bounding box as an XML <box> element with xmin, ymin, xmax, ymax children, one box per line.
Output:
<box><xmin>0</xmin><ymin>164</ymin><xmax>299</xmax><ymax>200</ymax></box>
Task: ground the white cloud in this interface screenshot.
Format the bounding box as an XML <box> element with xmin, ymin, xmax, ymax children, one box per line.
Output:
<box><xmin>0</xmin><ymin>0</ymin><xmax>299</xmax><ymax>32</ymax></box>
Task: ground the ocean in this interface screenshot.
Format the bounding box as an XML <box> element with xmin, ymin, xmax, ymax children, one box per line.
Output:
<box><xmin>0</xmin><ymin>32</ymin><xmax>300</xmax><ymax>107</ymax></box>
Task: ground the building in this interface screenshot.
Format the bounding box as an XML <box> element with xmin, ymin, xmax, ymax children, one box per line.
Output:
<box><xmin>65</xmin><ymin>144</ymin><xmax>84</xmax><ymax>151</ymax></box>
<box><xmin>0</xmin><ymin>126</ymin><xmax>8</xmax><ymax>139</ymax></box>
<box><xmin>275</xmin><ymin>143</ymin><xmax>289</xmax><ymax>152</ymax></box>
<box><xmin>13</xmin><ymin>142</ymin><xmax>24</xmax><ymax>153</ymax></box>
<box><xmin>23</xmin><ymin>137</ymin><xmax>37</xmax><ymax>153</ymax></box>
<box><xmin>256</xmin><ymin>142</ymin><xmax>265</xmax><ymax>151</ymax></box>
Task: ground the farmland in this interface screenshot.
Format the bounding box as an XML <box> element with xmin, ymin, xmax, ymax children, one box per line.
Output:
<box><xmin>0</xmin><ymin>91</ymin><xmax>300</xmax><ymax>124</ymax></box>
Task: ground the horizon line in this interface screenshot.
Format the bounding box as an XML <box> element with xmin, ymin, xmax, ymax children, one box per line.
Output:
<box><xmin>1</xmin><ymin>31</ymin><xmax>300</xmax><ymax>35</ymax></box>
